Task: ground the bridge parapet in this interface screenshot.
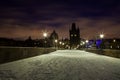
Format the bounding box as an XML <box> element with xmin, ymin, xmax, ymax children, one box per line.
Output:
<box><xmin>86</xmin><ymin>49</ymin><xmax>120</xmax><ymax>58</ymax></box>
<box><xmin>0</xmin><ymin>47</ymin><xmax>56</xmax><ymax>64</ymax></box>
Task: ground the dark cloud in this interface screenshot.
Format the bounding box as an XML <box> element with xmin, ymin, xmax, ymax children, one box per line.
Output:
<box><xmin>0</xmin><ymin>0</ymin><xmax>120</xmax><ymax>39</ymax></box>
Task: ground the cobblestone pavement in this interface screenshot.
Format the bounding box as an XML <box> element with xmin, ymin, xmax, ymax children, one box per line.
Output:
<box><xmin>0</xmin><ymin>50</ymin><xmax>120</xmax><ymax>80</ymax></box>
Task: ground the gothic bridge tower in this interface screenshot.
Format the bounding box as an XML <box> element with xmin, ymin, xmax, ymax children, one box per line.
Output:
<box><xmin>69</xmin><ymin>23</ymin><xmax>80</xmax><ymax>49</ymax></box>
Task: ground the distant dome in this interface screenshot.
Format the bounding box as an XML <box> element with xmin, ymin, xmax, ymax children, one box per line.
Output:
<box><xmin>50</xmin><ymin>30</ymin><xmax>58</xmax><ymax>40</ymax></box>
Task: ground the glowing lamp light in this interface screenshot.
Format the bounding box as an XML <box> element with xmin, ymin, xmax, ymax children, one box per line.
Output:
<box><xmin>62</xmin><ymin>43</ymin><xmax>65</xmax><ymax>45</ymax></box>
<box><xmin>43</xmin><ymin>32</ymin><xmax>47</xmax><ymax>37</ymax></box>
<box><xmin>86</xmin><ymin>40</ymin><xmax>89</xmax><ymax>43</ymax></box>
<box><xmin>59</xmin><ymin>41</ymin><xmax>62</xmax><ymax>44</ymax></box>
<box><xmin>118</xmin><ymin>46</ymin><xmax>119</xmax><ymax>48</ymax></box>
<box><xmin>110</xmin><ymin>46</ymin><xmax>112</xmax><ymax>49</ymax></box>
<box><xmin>100</xmin><ymin>34</ymin><xmax>104</xmax><ymax>39</ymax></box>
<box><xmin>82</xmin><ymin>42</ymin><xmax>85</xmax><ymax>45</ymax></box>
<box><xmin>80</xmin><ymin>43</ymin><xmax>83</xmax><ymax>46</ymax></box>
<box><xmin>55</xmin><ymin>39</ymin><xmax>58</xmax><ymax>43</ymax></box>
<box><xmin>113</xmin><ymin>39</ymin><xmax>116</xmax><ymax>42</ymax></box>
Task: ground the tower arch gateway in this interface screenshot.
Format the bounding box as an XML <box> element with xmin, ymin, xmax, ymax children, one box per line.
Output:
<box><xmin>69</xmin><ymin>23</ymin><xmax>80</xmax><ymax>49</ymax></box>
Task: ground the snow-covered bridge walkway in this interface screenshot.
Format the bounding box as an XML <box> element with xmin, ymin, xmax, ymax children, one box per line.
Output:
<box><xmin>0</xmin><ymin>50</ymin><xmax>120</xmax><ymax>80</ymax></box>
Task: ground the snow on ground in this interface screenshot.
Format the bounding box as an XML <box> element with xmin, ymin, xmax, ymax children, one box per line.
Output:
<box><xmin>0</xmin><ymin>50</ymin><xmax>120</xmax><ymax>80</ymax></box>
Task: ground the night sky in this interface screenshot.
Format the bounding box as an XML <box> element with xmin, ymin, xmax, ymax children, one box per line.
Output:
<box><xmin>0</xmin><ymin>0</ymin><xmax>120</xmax><ymax>40</ymax></box>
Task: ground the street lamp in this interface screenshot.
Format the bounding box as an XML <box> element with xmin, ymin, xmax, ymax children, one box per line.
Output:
<box><xmin>86</xmin><ymin>40</ymin><xmax>89</xmax><ymax>43</ymax></box>
<box><xmin>62</xmin><ymin>42</ymin><xmax>65</xmax><ymax>49</ymax></box>
<box><xmin>59</xmin><ymin>41</ymin><xmax>62</xmax><ymax>49</ymax></box>
<box><xmin>62</xmin><ymin>42</ymin><xmax>65</xmax><ymax>45</ymax></box>
<box><xmin>55</xmin><ymin>39</ymin><xmax>58</xmax><ymax>43</ymax></box>
<box><xmin>55</xmin><ymin>39</ymin><xmax>58</xmax><ymax>50</ymax></box>
<box><xmin>113</xmin><ymin>39</ymin><xmax>116</xmax><ymax>42</ymax></box>
<box><xmin>43</xmin><ymin>32</ymin><xmax>47</xmax><ymax>48</ymax></box>
<box><xmin>85</xmin><ymin>40</ymin><xmax>89</xmax><ymax>49</ymax></box>
<box><xmin>99</xmin><ymin>33</ymin><xmax>104</xmax><ymax>49</ymax></box>
<box><xmin>43</xmin><ymin>33</ymin><xmax>47</xmax><ymax>38</ymax></box>
<box><xmin>100</xmin><ymin>33</ymin><xmax>104</xmax><ymax>39</ymax></box>
<box><xmin>59</xmin><ymin>41</ymin><xmax>62</xmax><ymax>45</ymax></box>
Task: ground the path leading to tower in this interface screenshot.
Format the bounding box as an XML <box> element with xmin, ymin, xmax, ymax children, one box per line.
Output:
<box><xmin>0</xmin><ymin>50</ymin><xmax>120</xmax><ymax>80</ymax></box>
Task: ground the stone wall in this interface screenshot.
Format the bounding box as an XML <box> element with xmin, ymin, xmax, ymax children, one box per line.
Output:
<box><xmin>86</xmin><ymin>49</ymin><xmax>120</xmax><ymax>58</ymax></box>
<box><xmin>0</xmin><ymin>47</ymin><xmax>56</xmax><ymax>64</ymax></box>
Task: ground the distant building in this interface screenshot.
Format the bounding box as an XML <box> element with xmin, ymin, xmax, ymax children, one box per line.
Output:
<box><xmin>69</xmin><ymin>23</ymin><xmax>80</xmax><ymax>49</ymax></box>
<box><xmin>102</xmin><ymin>38</ymin><xmax>120</xmax><ymax>49</ymax></box>
<box><xmin>0</xmin><ymin>38</ymin><xmax>15</xmax><ymax>46</ymax></box>
<box><xmin>86</xmin><ymin>38</ymin><xmax>120</xmax><ymax>50</ymax></box>
<box><xmin>25</xmin><ymin>36</ymin><xmax>34</xmax><ymax>47</ymax></box>
<box><xmin>49</xmin><ymin>30</ymin><xmax>59</xmax><ymax>47</ymax></box>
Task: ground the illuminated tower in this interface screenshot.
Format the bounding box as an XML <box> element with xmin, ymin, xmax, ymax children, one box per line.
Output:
<box><xmin>69</xmin><ymin>23</ymin><xmax>80</xmax><ymax>49</ymax></box>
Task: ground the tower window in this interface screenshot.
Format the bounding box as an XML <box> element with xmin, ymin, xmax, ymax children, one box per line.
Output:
<box><xmin>71</xmin><ymin>34</ymin><xmax>73</xmax><ymax>37</ymax></box>
<box><xmin>74</xmin><ymin>34</ymin><xmax>77</xmax><ymax>37</ymax></box>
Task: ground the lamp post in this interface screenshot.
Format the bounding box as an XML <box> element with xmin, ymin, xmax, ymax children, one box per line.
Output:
<box><xmin>43</xmin><ymin>32</ymin><xmax>47</xmax><ymax>48</ymax></box>
<box><xmin>59</xmin><ymin>41</ymin><xmax>62</xmax><ymax>49</ymax></box>
<box><xmin>86</xmin><ymin>40</ymin><xmax>89</xmax><ymax>43</ymax></box>
<box><xmin>85</xmin><ymin>40</ymin><xmax>89</xmax><ymax>49</ymax></box>
<box><xmin>100</xmin><ymin>33</ymin><xmax>104</xmax><ymax>49</ymax></box>
<box><xmin>100</xmin><ymin>34</ymin><xmax>104</xmax><ymax>39</ymax></box>
<box><xmin>55</xmin><ymin>39</ymin><xmax>58</xmax><ymax>50</ymax></box>
<box><xmin>59</xmin><ymin>41</ymin><xmax>62</xmax><ymax>45</ymax></box>
<box><xmin>43</xmin><ymin>33</ymin><xmax>47</xmax><ymax>38</ymax></box>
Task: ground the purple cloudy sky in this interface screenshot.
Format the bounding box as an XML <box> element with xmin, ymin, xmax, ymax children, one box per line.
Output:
<box><xmin>0</xmin><ymin>0</ymin><xmax>120</xmax><ymax>40</ymax></box>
